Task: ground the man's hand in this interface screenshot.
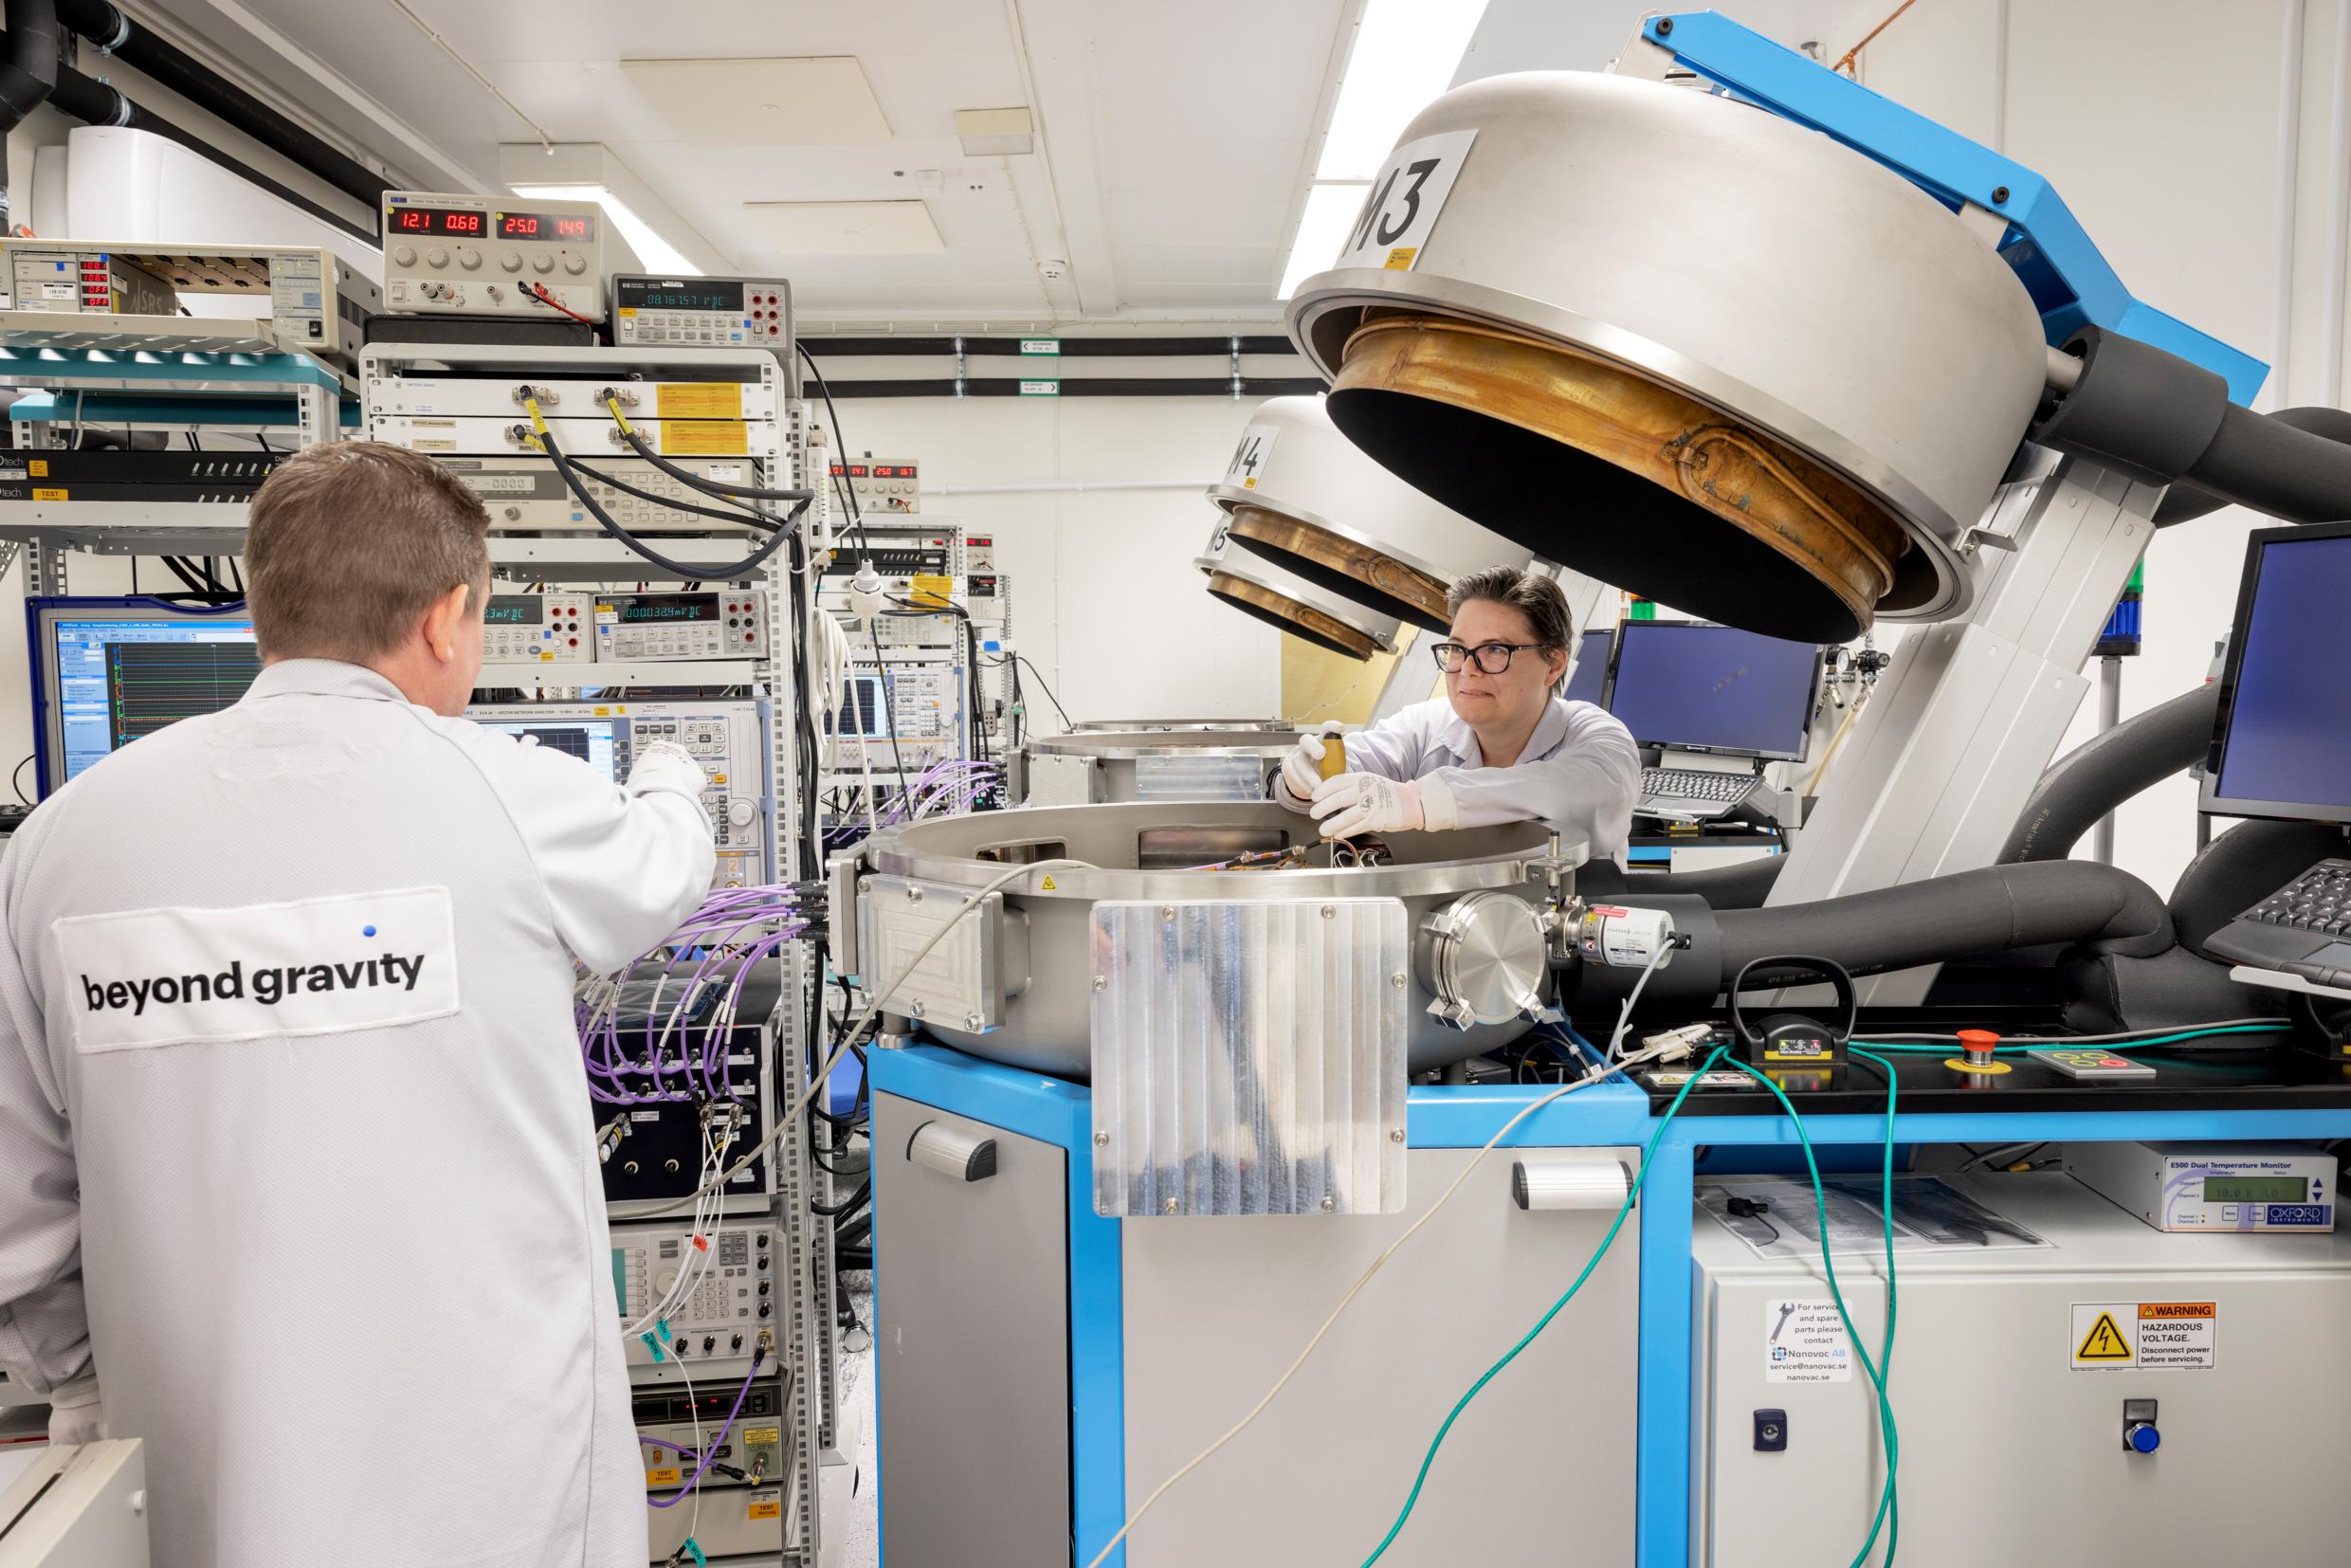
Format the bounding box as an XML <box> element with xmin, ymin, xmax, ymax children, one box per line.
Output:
<box><xmin>1277</xmin><ymin>721</ymin><xmax>1347</xmax><ymax>806</ymax></box>
<box><xmin>46</xmin><ymin>1375</ymin><xmax>104</xmax><ymax>1447</ymax></box>
<box><xmin>1310</xmin><ymin>773</ymin><xmax>1424</xmax><ymax>839</ymax></box>
<box><xmin>626</xmin><ymin>739</ymin><xmax>707</xmax><ymax>801</ymax></box>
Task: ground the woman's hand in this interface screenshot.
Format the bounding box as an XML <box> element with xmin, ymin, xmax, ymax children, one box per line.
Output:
<box><xmin>1310</xmin><ymin>773</ymin><xmax>1424</xmax><ymax>838</ymax></box>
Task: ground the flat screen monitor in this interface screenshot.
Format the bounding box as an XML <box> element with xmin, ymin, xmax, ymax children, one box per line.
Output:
<box><xmin>833</xmin><ymin>674</ymin><xmax>889</xmax><ymax>738</ymax></box>
<box><xmin>28</xmin><ymin>597</ymin><xmax>258</xmax><ymax>796</ymax></box>
<box><xmin>468</xmin><ymin>716</ymin><xmax>620</xmax><ymax>781</ymax></box>
<box><xmin>2204</xmin><ymin>521</ymin><xmax>2351</xmax><ymax>823</ymax></box>
<box><xmin>1563</xmin><ymin>628</ymin><xmax>1613</xmax><ymax>707</ymax></box>
<box><xmin>1603</xmin><ymin>620</ymin><xmax>1824</xmax><ymax>762</ymax></box>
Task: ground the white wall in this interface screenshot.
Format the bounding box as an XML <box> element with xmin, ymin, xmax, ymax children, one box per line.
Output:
<box><xmin>1821</xmin><ymin>0</ymin><xmax>2333</xmax><ymax>899</ymax></box>
<box><xmin>813</xmin><ymin>391</ymin><xmax>1285</xmax><ymax>732</ymax></box>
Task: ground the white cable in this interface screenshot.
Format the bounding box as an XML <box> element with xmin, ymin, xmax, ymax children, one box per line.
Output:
<box><xmin>1605</xmin><ymin>941</ymin><xmax>1675</xmax><ymax>1065</ymax></box>
<box><xmin>1082</xmin><ymin>1036</ymin><xmax>1685</xmax><ymax>1568</ymax></box>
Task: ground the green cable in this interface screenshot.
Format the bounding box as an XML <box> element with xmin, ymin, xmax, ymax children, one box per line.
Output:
<box><xmin>1848</xmin><ymin>1047</ymin><xmax>1902</xmax><ymax>1562</ymax></box>
<box><xmin>1727</xmin><ymin>1056</ymin><xmax>1902</xmax><ymax>1567</ymax></box>
<box><xmin>1857</xmin><ymin>1023</ymin><xmax>2286</xmax><ymax>1054</ymax></box>
<box><xmin>1356</xmin><ymin>1046</ymin><xmax>1728</xmax><ymax>1568</ymax></box>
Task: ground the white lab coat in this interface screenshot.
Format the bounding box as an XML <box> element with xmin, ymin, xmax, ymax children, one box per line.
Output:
<box><xmin>0</xmin><ymin>659</ymin><xmax>713</xmax><ymax>1568</ymax></box>
<box><xmin>1282</xmin><ymin>696</ymin><xmax>1642</xmax><ymax>864</ymax></box>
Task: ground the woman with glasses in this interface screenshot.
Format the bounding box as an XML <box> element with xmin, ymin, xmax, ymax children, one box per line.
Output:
<box><xmin>1274</xmin><ymin>566</ymin><xmax>1639</xmax><ymax>863</ymax></box>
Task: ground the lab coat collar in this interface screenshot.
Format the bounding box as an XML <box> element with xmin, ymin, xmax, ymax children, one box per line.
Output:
<box><xmin>243</xmin><ymin>658</ymin><xmax>415</xmax><ymax>706</ymax></box>
<box><xmin>1437</xmin><ymin>697</ymin><xmax>1572</xmax><ymax>767</ymax></box>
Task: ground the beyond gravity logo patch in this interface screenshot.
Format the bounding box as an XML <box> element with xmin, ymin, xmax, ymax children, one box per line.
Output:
<box><xmin>55</xmin><ymin>886</ymin><xmax>460</xmax><ymax>1052</ymax></box>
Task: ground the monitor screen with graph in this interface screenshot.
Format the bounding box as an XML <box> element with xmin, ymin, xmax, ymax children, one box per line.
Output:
<box><xmin>28</xmin><ymin>597</ymin><xmax>261</xmax><ymax>796</ymax></box>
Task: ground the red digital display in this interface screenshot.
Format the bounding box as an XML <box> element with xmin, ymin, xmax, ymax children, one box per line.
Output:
<box><xmin>872</xmin><ymin>465</ymin><xmax>916</xmax><ymax>477</ymax></box>
<box><xmin>389</xmin><ymin>207</ymin><xmax>491</xmax><ymax>236</ymax></box>
<box><xmin>496</xmin><ymin>210</ymin><xmax>597</xmax><ymax>243</ymax></box>
<box><xmin>846</xmin><ymin>465</ymin><xmax>869</xmax><ymax>478</ymax></box>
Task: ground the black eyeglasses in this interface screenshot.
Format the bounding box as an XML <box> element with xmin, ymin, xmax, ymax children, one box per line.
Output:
<box><xmin>1431</xmin><ymin>641</ymin><xmax>1546</xmax><ymax>675</ymax></box>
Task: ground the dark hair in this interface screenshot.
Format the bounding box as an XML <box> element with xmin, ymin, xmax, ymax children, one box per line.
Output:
<box><xmin>245</xmin><ymin>441</ymin><xmax>492</xmax><ymax>662</ymax></box>
<box><xmin>1446</xmin><ymin>565</ymin><xmax>1575</xmax><ymax>690</ymax></box>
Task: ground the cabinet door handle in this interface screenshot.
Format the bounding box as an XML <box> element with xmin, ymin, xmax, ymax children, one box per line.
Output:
<box><xmin>1512</xmin><ymin>1153</ymin><xmax>1632</xmax><ymax>1211</ymax></box>
<box><xmin>908</xmin><ymin>1121</ymin><xmax>998</xmax><ymax>1182</ymax></box>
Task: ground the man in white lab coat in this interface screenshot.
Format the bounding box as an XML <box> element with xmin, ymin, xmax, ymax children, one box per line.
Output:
<box><xmin>0</xmin><ymin>442</ymin><xmax>715</xmax><ymax>1567</ymax></box>
<box><xmin>1278</xmin><ymin>565</ymin><xmax>1641</xmax><ymax>864</ymax></box>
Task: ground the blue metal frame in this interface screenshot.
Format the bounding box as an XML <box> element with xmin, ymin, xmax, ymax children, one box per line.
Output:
<box><xmin>1646</xmin><ymin>10</ymin><xmax>2268</xmax><ymax>403</ymax></box>
<box><xmin>24</xmin><ymin>594</ymin><xmax>253</xmax><ymax>798</ymax></box>
<box><xmin>866</xmin><ymin>1046</ymin><xmax>1129</xmax><ymax>1568</ymax></box>
<box><xmin>870</xmin><ymin>1045</ymin><xmax>2351</xmax><ymax>1568</ymax></box>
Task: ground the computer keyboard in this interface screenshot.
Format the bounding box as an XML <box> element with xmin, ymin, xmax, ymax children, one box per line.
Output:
<box><xmin>2246</xmin><ymin>860</ymin><xmax>2351</xmax><ymax>935</ymax></box>
<box><xmin>2205</xmin><ymin>857</ymin><xmax>2351</xmax><ymax>989</ymax></box>
<box><xmin>1636</xmin><ymin>766</ymin><xmax>1761</xmax><ymax>820</ymax></box>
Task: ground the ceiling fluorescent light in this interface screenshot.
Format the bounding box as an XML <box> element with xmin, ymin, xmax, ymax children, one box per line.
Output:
<box><xmin>509</xmin><ymin>181</ymin><xmax>702</xmax><ymax>276</ymax></box>
<box><xmin>957</xmin><ymin>107</ymin><xmax>1035</xmax><ymax>156</ymax></box>
<box><xmin>1316</xmin><ymin>0</ymin><xmax>1490</xmax><ymax>181</ymax></box>
<box><xmin>1279</xmin><ymin>181</ymin><xmax>1371</xmax><ymax>300</ymax></box>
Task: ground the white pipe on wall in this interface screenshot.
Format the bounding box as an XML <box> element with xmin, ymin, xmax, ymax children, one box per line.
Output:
<box><xmin>2320</xmin><ymin>0</ymin><xmax>2351</xmax><ymax>406</ymax></box>
<box><xmin>922</xmin><ymin>480</ymin><xmax>1203</xmax><ymax>496</ymax></box>
<box><xmin>2271</xmin><ymin>0</ymin><xmax>2307</xmax><ymax>408</ymax></box>
<box><xmin>1990</xmin><ymin>0</ymin><xmax>2009</xmax><ymax>152</ymax></box>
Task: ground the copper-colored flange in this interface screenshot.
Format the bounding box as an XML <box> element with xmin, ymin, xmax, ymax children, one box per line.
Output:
<box><xmin>1333</xmin><ymin>311</ymin><xmax>1910</xmax><ymax>631</ymax></box>
<box><xmin>1225</xmin><ymin>501</ymin><xmax>1450</xmax><ymax>629</ymax></box>
<box><xmin>1206</xmin><ymin>569</ymin><xmax>1383</xmax><ymax>660</ymax></box>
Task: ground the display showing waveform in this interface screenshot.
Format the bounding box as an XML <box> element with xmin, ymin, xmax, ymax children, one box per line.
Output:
<box><xmin>519</xmin><ymin>726</ymin><xmax>595</xmax><ymax>762</ymax></box>
<box><xmin>106</xmin><ymin>640</ymin><xmax>262</xmax><ymax>747</ymax></box>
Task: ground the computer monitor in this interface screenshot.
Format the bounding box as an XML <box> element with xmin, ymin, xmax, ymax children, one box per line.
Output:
<box><xmin>1563</xmin><ymin>628</ymin><xmax>1613</xmax><ymax>707</ymax></box>
<box><xmin>833</xmin><ymin>674</ymin><xmax>889</xmax><ymax>738</ymax></box>
<box><xmin>1604</xmin><ymin>619</ymin><xmax>1823</xmax><ymax>761</ymax></box>
<box><xmin>28</xmin><ymin>596</ymin><xmax>259</xmax><ymax>796</ymax></box>
<box><xmin>2203</xmin><ymin>521</ymin><xmax>2351</xmax><ymax>823</ymax></box>
<box><xmin>467</xmin><ymin>716</ymin><xmax>621</xmax><ymax>781</ymax></box>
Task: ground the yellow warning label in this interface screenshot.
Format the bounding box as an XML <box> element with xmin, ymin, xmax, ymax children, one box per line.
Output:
<box><xmin>27</xmin><ymin>459</ymin><xmax>45</xmax><ymax>477</ymax></box>
<box><xmin>1382</xmin><ymin>246</ymin><xmax>1419</xmax><ymax>270</ymax></box>
<box><xmin>616</xmin><ymin>306</ymin><xmax>637</xmax><ymax>318</ymax></box>
<box><xmin>645</xmin><ymin>1467</ymin><xmax>681</xmax><ymax>1486</ymax></box>
<box><xmin>2141</xmin><ymin>1301</ymin><xmax>2216</xmax><ymax>1320</ymax></box>
<box><xmin>909</xmin><ymin>573</ymin><xmax>954</xmax><ymax>608</ymax></box>
<box><xmin>656</xmin><ymin>382</ymin><xmax>743</xmax><ymax>420</ymax></box>
<box><xmin>2076</xmin><ymin>1311</ymin><xmax>2133</xmax><ymax>1362</ymax></box>
<box><xmin>30</xmin><ymin>487</ymin><xmax>64</xmax><ymax>501</ymax></box>
<box><xmin>744</xmin><ymin>1426</ymin><xmax>780</xmax><ymax>1447</ymax></box>
<box><xmin>747</xmin><ymin>1497</ymin><xmax>782</xmax><ymax>1521</ymax></box>
<box><xmin>1039</xmin><ymin>875</ymin><xmax>1058</xmax><ymax>890</ymax></box>
<box><xmin>659</xmin><ymin>418</ymin><xmax>750</xmax><ymax>456</ymax></box>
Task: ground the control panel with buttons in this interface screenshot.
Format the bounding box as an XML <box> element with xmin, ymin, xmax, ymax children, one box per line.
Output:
<box><xmin>596</xmin><ymin>589</ymin><xmax>770</xmax><ymax>663</ymax></box>
<box><xmin>482</xmin><ymin>590</ymin><xmax>595</xmax><ymax>663</ymax></box>
<box><xmin>612</xmin><ymin>273</ymin><xmax>792</xmax><ymax>355</ymax></box>
<box><xmin>466</xmin><ymin>698</ymin><xmax>774</xmax><ymax>887</ymax></box>
<box><xmin>381</xmin><ymin>190</ymin><xmax>608</xmax><ymax>321</ymax></box>
<box><xmin>437</xmin><ymin>455</ymin><xmax>780</xmax><ymax>534</ymax></box>
<box><xmin>832</xmin><ymin>457</ymin><xmax>921</xmax><ymax>514</ymax></box>
<box><xmin>633</xmin><ymin>1382</ymin><xmax>788</xmax><ymax>1489</ymax></box>
<box><xmin>611</xmin><ymin>1216</ymin><xmax>777</xmax><ymax>1383</ymax></box>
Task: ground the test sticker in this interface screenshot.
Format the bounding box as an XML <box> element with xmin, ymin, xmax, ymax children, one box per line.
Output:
<box><xmin>2070</xmin><ymin>1301</ymin><xmax>2217</xmax><ymax>1370</ymax></box>
<box><xmin>1763</xmin><ymin>1299</ymin><xmax>1852</xmax><ymax>1383</ymax></box>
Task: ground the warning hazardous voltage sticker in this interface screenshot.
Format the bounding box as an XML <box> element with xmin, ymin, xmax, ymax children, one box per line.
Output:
<box><xmin>2070</xmin><ymin>1301</ymin><xmax>2218</xmax><ymax>1370</ymax></box>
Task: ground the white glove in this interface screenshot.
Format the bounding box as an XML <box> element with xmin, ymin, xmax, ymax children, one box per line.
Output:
<box><xmin>1278</xmin><ymin>721</ymin><xmax>1347</xmax><ymax>806</ymax></box>
<box><xmin>1310</xmin><ymin>773</ymin><xmax>1424</xmax><ymax>839</ymax></box>
<box><xmin>46</xmin><ymin>1375</ymin><xmax>105</xmax><ymax>1447</ymax></box>
<box><xmin>627</xmin><ymin>739</ymin><xmax>708</xmax><ymax>802</ymax></box>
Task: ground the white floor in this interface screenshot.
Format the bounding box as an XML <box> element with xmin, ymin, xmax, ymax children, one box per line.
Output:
<box><xmin>832</xmin><ymin>1276</ymin><xmax>881</xmax><ymax>1568</ymax></box>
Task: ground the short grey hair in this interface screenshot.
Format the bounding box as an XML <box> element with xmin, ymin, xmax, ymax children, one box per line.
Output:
<box><xmin>245</xmin><ymin>440</ymin><xmax>492</xmax><ymax>663</ymax></box>
<box><xmin>1446</xmin><ymin>565</ymin><xmax>1575</xmax><ymax>690</ymax></box>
